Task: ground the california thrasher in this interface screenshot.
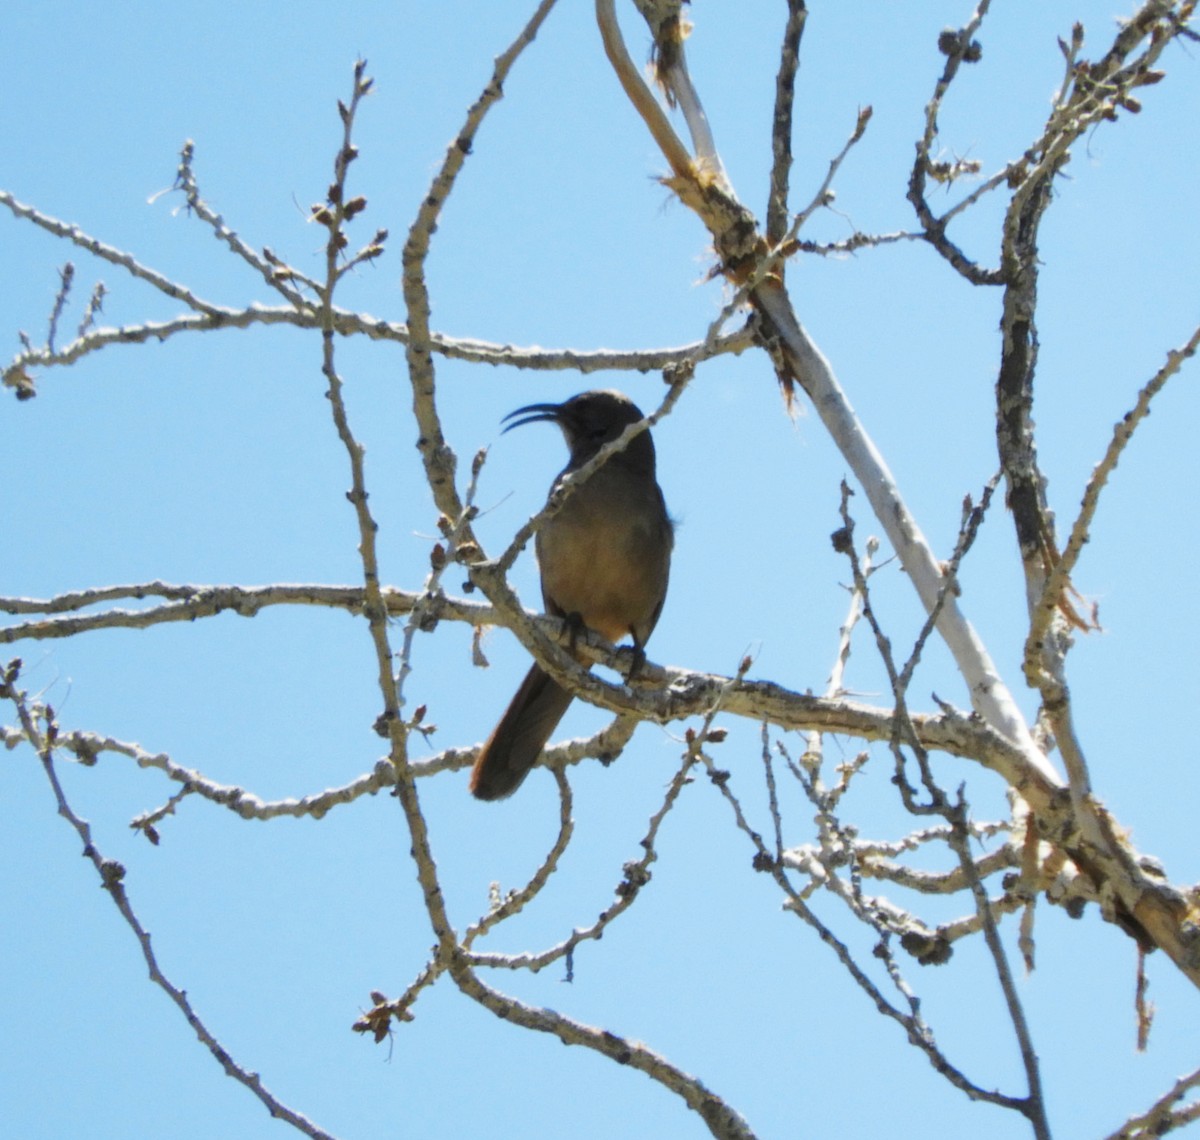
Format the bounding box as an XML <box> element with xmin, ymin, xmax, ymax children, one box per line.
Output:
<box><xmin>469</xmin><ymin>390</ymin><xmax>673</xmax><ymax>800</ymax></box>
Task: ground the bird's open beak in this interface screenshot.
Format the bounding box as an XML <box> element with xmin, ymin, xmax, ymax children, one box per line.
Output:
<box><xmin>501</xmin><ymin>402</ymin><xmax>563</xmax><ymax>433</ymax></box>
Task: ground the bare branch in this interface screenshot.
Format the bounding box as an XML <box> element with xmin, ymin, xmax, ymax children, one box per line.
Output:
<box><xmin>944</xmin><ymin>788</ymin><xmax>1051</xmax><ymax>1138</ymax></box>
<box><xmin>402</xmin><ymin>0</ymin><xmax>561</xmax><ymax>529</ymax></box>
<box><xmin>46</xmin><ymin>261</ymin><xmax>74</xmax><ymax>351</ymax></box>
<box><xmin>1026</xmin><ymin>319</ymin><xmax>1200</xmax><ymax>682</ymax></box>
<box><xmin>787</xmin><ymin>105</ymin><xmax>873</xmax><ymax>238</ymax></box>
<box><xmin>0</xmin><ymin>663</ymin><xmax>337</xmax><ymax>1139</ymax></box>
<box><xmin>596</xmin><ymin>0</ymin><xmax>696</xmax><ymax>182</ymax></box>
<box><xmin>0</xmin><ymin>579</ymin><xmax>1052</xmax><ymax>783</ymax></box>
<box><xmin>0</xmin><ymin>298</ymin><xmax>753</xmax><ymax>396</ymax></box>
<box><xmin>452</xmin><ymin>965</ymin><xmax>757</xmax><ymax>1140</ymax></box>
<box><xmin>0</xmin><ymin>188</ymin><xmax>230</xmax><ymax>317</ymax></box>
<box><xmin>170</xmin><ymin>140</ymin><xmax>313</xmax><ymax>309</ymax></box>
<box><xmin>766</xmin><ymin>1</ymin><xmax>807</xmax><ymax>245</ymax></box>
<box><xmin>595</xmin><ymin>0</ymin><xmax>1055</xmax><ymax>784</ymax></box>
<box><xmin>907</xmin><ymin>1</ymin><xmax>1001</xmax><ymax>285</ymax></box>
<box><xmin>1107</xmin><ymin>1063</ymin><xmax>1200</xmax><ymax>1139</ymax></box>
<box><xmin>462</xmin><ymin>764</ymin><xmax>577</xmax><ymax>951</ymax></box>
<box><xmin>467</xmin><ymin>748</ymin><xmax>695</xmax><ymax>974</ymax></box>
<box><xmin>705</xmin><ymin>736</ymin><xmax>1030</xmax><ymax>1112</ymax></box>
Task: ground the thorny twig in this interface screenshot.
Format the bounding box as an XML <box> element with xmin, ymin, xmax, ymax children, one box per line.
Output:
<box><xmin>1026</xmin><ymin>319</ymin><xmax>1200</xmax><ymax>687</ymax></box>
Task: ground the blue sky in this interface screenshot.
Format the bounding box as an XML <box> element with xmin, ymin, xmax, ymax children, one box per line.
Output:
<box><xmin>3</xmin><ymin>3</ymin><xmax>1199</xmax><ymax>1138</ymax></box>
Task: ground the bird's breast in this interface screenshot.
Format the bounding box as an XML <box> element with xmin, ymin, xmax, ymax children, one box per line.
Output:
<box><xmin>536</xmin><ymin>469</ymin><xmax>671</xmax><ymax>645</ymax></box>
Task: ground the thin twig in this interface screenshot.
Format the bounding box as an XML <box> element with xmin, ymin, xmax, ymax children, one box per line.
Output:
<box><xmin>46</xmin><ymin>262</ymin><xmax>74</xmax><ymax>351</ymax></box>
<box><xmin>463</xmin><ymin>764</ymin><xmax>576</xmax><ymax>950</ymax></box>
<box><xmin>906</xmin><ymin>0</ymin><xmax>1001</xmax><ymax>285</ymax></box>
<box><xmin>1026</xmin><ymin>320</ymin><xmax>1200</xmax><ymax>683</ymax></box>
<box><xmin>703</xmin><ymin>742</ymin><xmax>1028</xmax><ymax>1111</ymax></box>
<box><xmin>467</xmin><ymin>750</ymin><xmax>697</xmax><ymax>975</ymax></box>
<box><xmin>171</xmin><ymin>140</ymin><xmax>313</xmax><ymax>310</ymax></box>
<box><xmin>943</xmin><ymin>789</ymin><xmax>1051</xmax><ymax>1138</ymax></box>
<box><xmin>1</xmin><ymin>663</ymin><xmax>337</xmax><ymax>1139</ymax></box>
<box><xmin>1106</xmin><ymin>1063</ymin><xmax>1200</xmax><ymax>1139</ymax></box>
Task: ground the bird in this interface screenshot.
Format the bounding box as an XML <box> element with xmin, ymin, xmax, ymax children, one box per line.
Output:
<box><xmin>469</xmin><ymin>389</ymin><xmax>673</xmax><ymax>800</ymax></box>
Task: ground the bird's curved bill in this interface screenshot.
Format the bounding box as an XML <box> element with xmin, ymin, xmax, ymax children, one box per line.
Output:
<box><xmin>501</xmin><ymin>402</ymin><xmax>562</xmax><ymax>433</ymax></box>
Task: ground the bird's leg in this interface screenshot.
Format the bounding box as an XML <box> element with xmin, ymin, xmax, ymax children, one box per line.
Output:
<box><xmin>626</xmin><ymin>628</ymin><xmax>646</xmax><ymax>682</ymax></box>
<box><xmin>563</xmin><ymin>611</ymin><xmax>586</xmax><ymax>656</ymax></box>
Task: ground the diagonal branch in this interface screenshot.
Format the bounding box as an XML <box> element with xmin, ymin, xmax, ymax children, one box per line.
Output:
<box><xmin>1</xmin><ymin>663</ymin><xmax>337</xmax><ymax>1139</ymax></box>
<box><xmin>451</xmin><ymin>963</ymin><xmax>757</xmax><ymax>1140</ymax></box>
<box><xmin>0</xmin><ymin>189</ymin><xmax>229</xmax><ymax>317</ymax></box>
<box><xmin>598</xmin><ymin>0</ymin><xmax>1050</xmax><ymax>773</ymax></box>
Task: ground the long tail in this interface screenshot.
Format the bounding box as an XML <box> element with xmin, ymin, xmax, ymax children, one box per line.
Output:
<box><xmin>469</xmin><ymin>664</ymin><xmax>575</xmax><ymax>800</ymax></box>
